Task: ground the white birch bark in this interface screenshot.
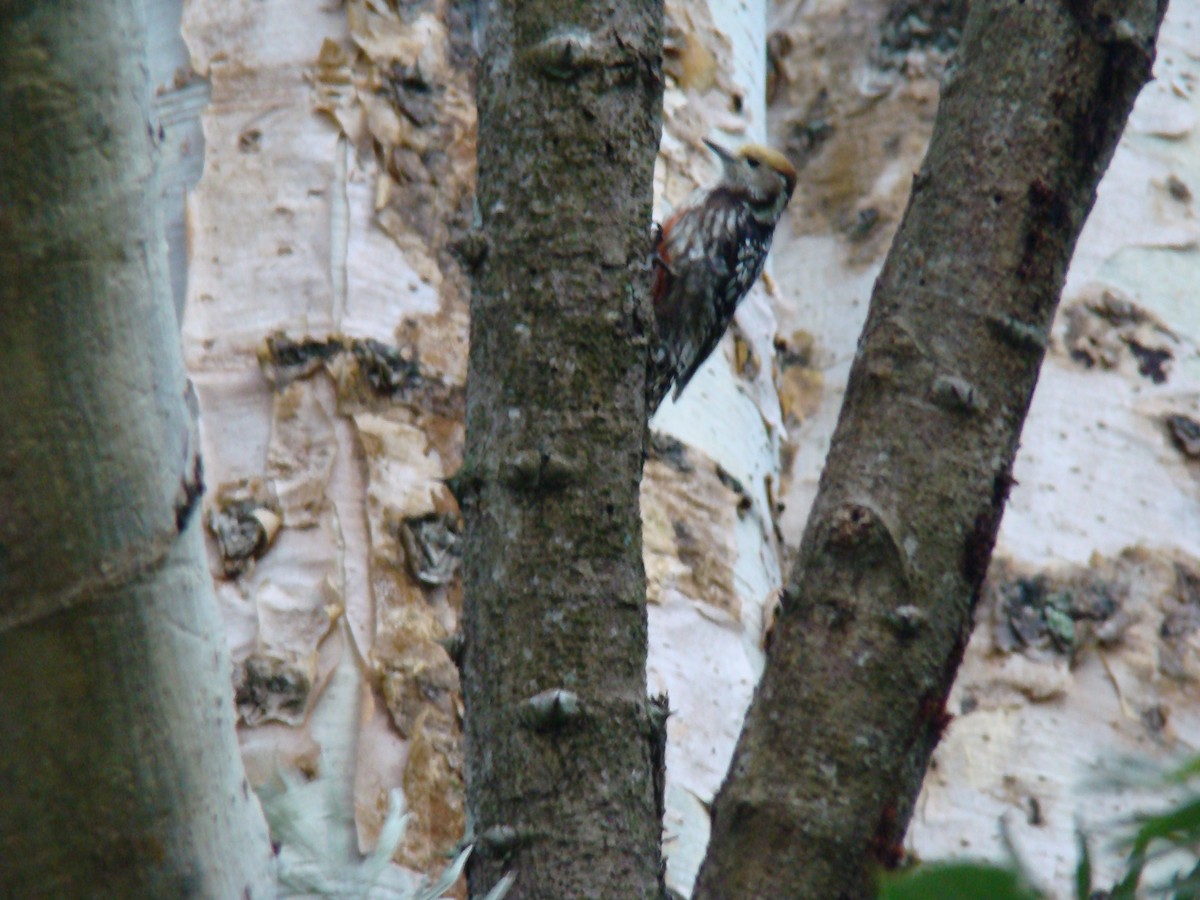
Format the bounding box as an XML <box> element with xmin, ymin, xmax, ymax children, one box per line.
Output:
<box><xmin>178</xmin><ymin>0</ymin><xmax>781</xmax><ymax>891</ymax></box>
<box><xmin>645</xmin><ymin>2</ymin><xmax>786</xmax><ymax>893</ymax></box>
<box><xmin>175</xmin><ymin>0</ymin><xmax>1199</xmax><ymax>894</ymax></box>
<box><xmin>180</xmin><ymin>0</ymin><xmax>475</xmax><ymax>889</ymax></box>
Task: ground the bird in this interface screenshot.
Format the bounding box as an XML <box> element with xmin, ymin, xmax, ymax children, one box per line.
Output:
<box><xmin>648</xmin><ymin>139</ymin><xmax>797</xmax><ymax>411</ymax></box>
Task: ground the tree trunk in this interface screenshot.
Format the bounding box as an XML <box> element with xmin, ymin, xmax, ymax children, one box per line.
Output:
<box><xmin>0</xmin><ymin>1</ymin><xmax>274</xmax><ymax>896</ymax></box>
<box><xmin>694</xmin><ymin>1</ymin><xmax>1168</xmax><ymax>897</ymax></box>
<box><xmin>460</xmin><ymin>2</ymin><xmax>665</xmax><ymax>897</ymax></box>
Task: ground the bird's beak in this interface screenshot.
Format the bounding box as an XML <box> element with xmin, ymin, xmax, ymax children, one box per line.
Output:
<box><xmin>702</xmin><ymin>138</ymin><xmax>736</xmax><ymax>167</ymax></box>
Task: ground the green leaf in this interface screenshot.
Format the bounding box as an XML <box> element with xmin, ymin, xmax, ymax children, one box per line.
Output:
<box><xmin>878</xmin><ymin>862</ymin><xmax>1043</xmax><ymax>900</ymax></box>
<box><xmin>1075</xmin><ymin>827</ymin><xmax>1092</xmax><ymax>900</ymax></box>
<box><xmin>1130</xmin><ymin>797</ymin><xmax>1200</xmax><ymax>848</ymax></box>
<box><xmin>1166</xmin><ymin>757</ymin><xmax>1200</xmax><ymax>785</ymax></box>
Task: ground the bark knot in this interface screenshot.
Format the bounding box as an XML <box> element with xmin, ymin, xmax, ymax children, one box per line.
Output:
<box><xmin>886</xmin><ymin>604</ymin><xmax>928</xmax><ymax>638</ymax></box>
<box><xmin>521</xmin><ymin>688</ymin><xmax>582</xmax><ymax>731</ymax></box>
<box><xmin>503</xmin><ymin>449</ymin><xmax>579</xmax><ymax>494</ymax></box>
<box><xmin>930</xmin><ymin>374</ymin><xmax>984</xmax><ymax>415</ymax></box>
<box><xmin>522</xmin><ymin>27</ymin><xmax>651</xmax><ymax>84</ymax></box>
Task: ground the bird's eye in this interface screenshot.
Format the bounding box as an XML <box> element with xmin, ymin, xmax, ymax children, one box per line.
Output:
<box><xmin>747</xmin><ymin>158</ymin><xmax>761</xmax><ymax>169</ymax></box>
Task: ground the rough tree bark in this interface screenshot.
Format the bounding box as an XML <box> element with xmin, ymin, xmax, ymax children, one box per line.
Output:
<box><xmin>0</xmin><ymin>1</ymin><xmax>274</xmax><ymax>896</ymax></box>
<box><xmin>694</xmin><ymin>1</ymin><xmax>1168</xmax><ymax>897</ymax></box>
<box><xmin>459</xmin><ymin>2</ymin><xmax>665</xmax><ymax>897</ymax></box>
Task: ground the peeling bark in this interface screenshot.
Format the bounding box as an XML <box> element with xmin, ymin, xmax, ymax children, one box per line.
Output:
<box><xmin>461</xmin><ymin>2</ymin><xmax>665</xmax><ymax>897</ymax></box>
<box><xmin>0</xmin><ymin>1</ymin><xmax>273</xmax><ymax>895</ymax></box>
<box><xmin>694</xmin><ymin>2</ymin><xmax>1168</xmax><ymax>897</ymax></box>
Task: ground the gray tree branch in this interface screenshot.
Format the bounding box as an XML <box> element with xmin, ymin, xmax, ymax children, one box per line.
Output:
<box><xmin>694</xmin><ymin>1</ymin><xmax>1168</xmax><ymax>896</ymax></box>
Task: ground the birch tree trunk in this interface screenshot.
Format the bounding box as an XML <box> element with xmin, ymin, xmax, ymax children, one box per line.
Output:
<box><xmin>156</xmin><ymin>0</ymin><xmax>1200</xmax><ymax>895</ymax></box>
<box><xmin>0</xmin><ymin>1</ymin><xmax>274</xmax><ymax>896</ymax></box>
<box><xmin>460</xmin><ymin>2</ymin><xmax>665</xmax><ymax>896</ymax></box>
<box><xmin>181</xmin><ymin>0</ymin><xmax>485</xmax><ymax>891</ymax></box>
<box><xmin>694</xmin><ymin>2</ymin><xmax>1168</xmax><ymax>896</ymax></box>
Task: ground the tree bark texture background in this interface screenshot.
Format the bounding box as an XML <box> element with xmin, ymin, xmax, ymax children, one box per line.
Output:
<box><xmin>695</xmin><ymin>2</ymin><xmax>1168</xmax><ymax>897</ymax></box>
<box><xmin>158</xmin><ymin>0</ymin><xmax>1200</xmax><ymax>894</ymax></box>
<box><xmin>179</xmin><ymin>0</ymin><xmax>785</xmax><ymax>893</ymax></box>
<box><xmin>0</xmin><ymin>1</ymin><xmax>274</xmax><ymax>896</ymax></box>
<box><xmin>460</xmin><ymin>3</ymin><xmax>665</xmax><ymax>896</ymax></box>
<box><xmin>182</xmin><ymin>0</ymin><xmax>484</xmax><ymax>885</ymax></box>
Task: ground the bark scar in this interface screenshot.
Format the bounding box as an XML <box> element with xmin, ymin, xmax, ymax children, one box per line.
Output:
<box><xmin>825</xmin><ymin>501</ymin><xmax>911</xmax><ymax>588</ymax></box>
<box><xmin>523</xmin><ymin>27</ymin><xmax>649</xmax><ymax>81</ymax></box>
<box><xmin>174</xmin><ymin>445</ymin><xmax>205</xmax><ymax>532</ymax></box>
<box><xmin>1</xmin><ymin>528</ymin><xmax>180</xmax><ymax>634</ymax></box>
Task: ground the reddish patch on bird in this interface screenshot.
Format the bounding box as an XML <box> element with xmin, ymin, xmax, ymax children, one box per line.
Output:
<box><xmin>652</xmin><ymin>208</ymin><xmax>684</xmax><ymax>315</ymax></box>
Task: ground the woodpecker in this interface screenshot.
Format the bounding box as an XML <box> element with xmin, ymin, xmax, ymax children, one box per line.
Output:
<box><xmin>648</xmin><ymin>139</ymin><xmax>797</xmax><ymax>410</ymax></box>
